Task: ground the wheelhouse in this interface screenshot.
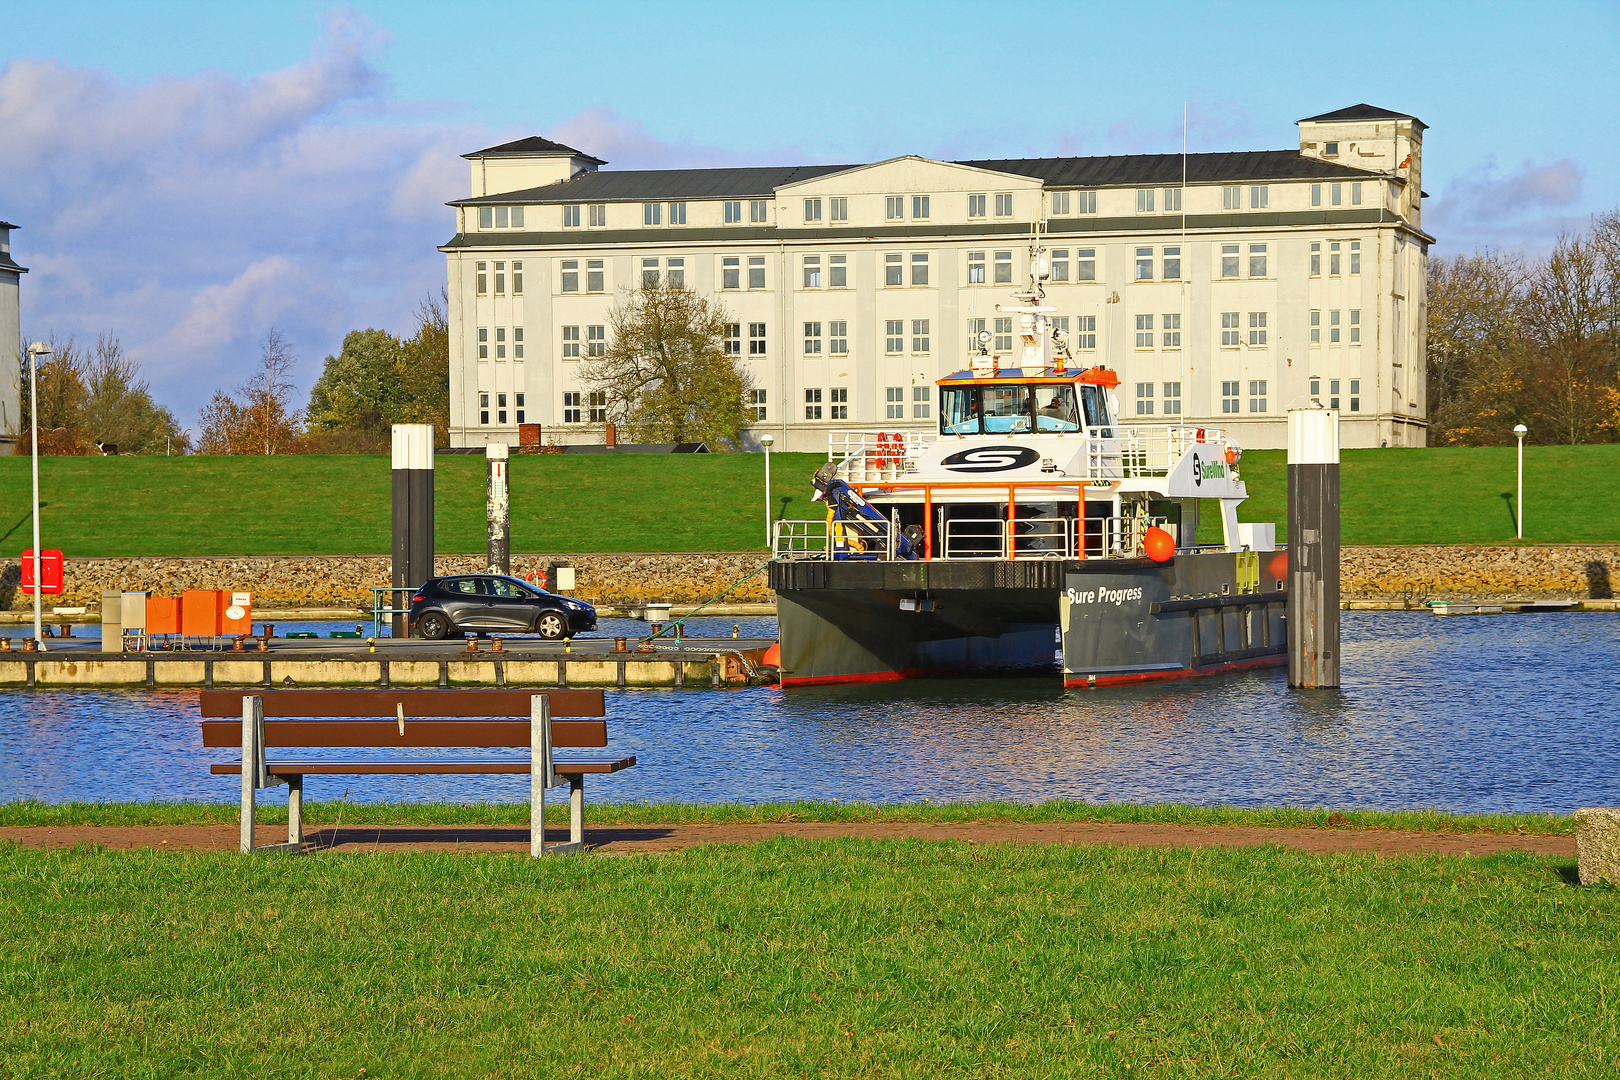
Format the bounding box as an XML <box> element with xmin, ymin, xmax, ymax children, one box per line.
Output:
<box><xmin>937</xmin><ymin>365</ymin><xmax>1119</xmax><ymax>436</ymax></box>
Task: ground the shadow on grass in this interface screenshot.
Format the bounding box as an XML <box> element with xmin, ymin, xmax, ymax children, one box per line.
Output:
<box><xmin>1500</xmin><ymin>491</ymin><xmax>1518</xmax><ymax>535</ymax></box>
<box><xmin>305</xmin><ymin>824</ymin><xmax>676</xmax><ymax>852</ymax></box>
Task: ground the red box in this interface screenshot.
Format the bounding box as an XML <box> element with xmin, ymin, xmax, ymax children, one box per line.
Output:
<box><xmin>20</xmin><ymin>550</ymin><xmax>63</xmax><ymax>595</ymax></box>
<box><xmin>181</xmin><ymin>590</ymin><xmax>221</xmax><ymax>637</ymax></box>
<box><xmin>219</xmin><ymin>590</ymin><xmax>252</xmax><ymax>635</ymax></box>
<box><xmin>147</xmin><ymin>597</ymin><xmax>180</xmax><ymax>636</ymax></box>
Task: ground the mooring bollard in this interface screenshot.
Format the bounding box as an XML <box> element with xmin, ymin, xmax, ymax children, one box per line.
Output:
<box><xmin>1287</xmin><ymin>408</ymin><xmax>1341</xmax><ymax>689</ymax></box>
<box><xmin>486</xmin><ymin>442</ymin><xmax>510</xmax><ymax>576</ymax></box>
<box><xmin>392</xmin><ymin>424</ymin><xmax>436</xmax><ymax>639</ymax></box>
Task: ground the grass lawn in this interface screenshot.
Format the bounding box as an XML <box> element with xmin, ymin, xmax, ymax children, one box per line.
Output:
<box><xmin>0</xmin><ymin>444</ymin><xmax>1615</xmax><ymax>557</ymax></box>
<box><xmin>0</xmin><ymin>837</ymin><xmax>1611</xmax><ymax>1078</ymax></box>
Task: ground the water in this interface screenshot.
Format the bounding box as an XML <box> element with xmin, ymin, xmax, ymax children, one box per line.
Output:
<box><xmin>1</xmin><ymin>612</ymin><xmax>1616</xmax><ymax>814</ymax></box>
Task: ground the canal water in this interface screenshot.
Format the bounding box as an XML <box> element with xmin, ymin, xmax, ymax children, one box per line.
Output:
<box><xmin>1</xmin><ymin>612</ymin><xmax>1615</xmax><ymax>814</ymax></box>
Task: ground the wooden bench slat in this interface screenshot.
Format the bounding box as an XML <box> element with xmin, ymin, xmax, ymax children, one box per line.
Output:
<box><xmin>200</xmin><ymin>719</ymin><xmax>607</xmax><ymax>749</ymax></box>
<box><xmin>198</xmin><ymin>689</ymin><xmax>606</xmax><ymax>719</ymax></box>
<box><xmin>209</xmin><ymin>756</ymin><xmax>637</xmax><ymax>776</ymax></box>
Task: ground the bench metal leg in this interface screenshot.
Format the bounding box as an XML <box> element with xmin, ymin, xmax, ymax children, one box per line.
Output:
<box><xmin>287</xmin><ymin>775</ymin><xmax>303</xmax><ymax>846</ymax></box>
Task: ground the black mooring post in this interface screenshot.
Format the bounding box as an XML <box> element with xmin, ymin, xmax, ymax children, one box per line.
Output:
<box><xmin>486</xmin><ymin>442</ymin><xmax>510</xmax><ymax>576</ymax></box>
<box><xmin>1287</xmin><ymin>408</ymin><xmax>1340</xmax><ymax>688</ymax></box>
<box><xmin>391</xmin><ymin>424</ymin><xmax>436</xmax><ymax>638</ymax></box>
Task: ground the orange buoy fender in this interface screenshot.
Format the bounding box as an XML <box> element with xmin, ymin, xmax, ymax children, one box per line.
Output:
<box><xmin>762</xmin><ymin>642</ymin><xmax>781</xmax><ymax>667</ymax></box>
<box><xmin>1143</xmin><ymin>526</ymin><xmax>1175</xmax><ymax>562</ymax></box>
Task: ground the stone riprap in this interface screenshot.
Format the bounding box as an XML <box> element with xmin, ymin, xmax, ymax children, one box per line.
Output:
<box><xmin>0</xmin><ymin>545</ymin><xmax>1612</xmax><ymax>611</ymax></box>
<box><xmin>1573</xmin><ymin>808</ymin><xmax>1620</xmax><ymax>886</ymax></box>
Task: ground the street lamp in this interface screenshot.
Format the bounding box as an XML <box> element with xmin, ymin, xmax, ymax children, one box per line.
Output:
<box><xmin>1513</xmin><ymin>424</ymin><xmax>1528</xmax><ymax>541</ymax></box>
<box><xmin>759</xmin><ymin>433</ymin><xmax>775</xmax><ymax>550</ymax></box>
<box><xmin>25</xmin><ymin>342</ymin><xmax>50</xmax><ymax>651</ymax></box>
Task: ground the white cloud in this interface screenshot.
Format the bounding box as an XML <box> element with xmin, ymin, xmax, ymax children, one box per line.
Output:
<box><xmin>1427</xmin><ymin>158</ymin><xmax>1587</xmax><ymax>253</ymax></box>
<box><xmin>546</xmin><ymin>106</ymin><xmax>799</xmax><ymax>170</ymax></box>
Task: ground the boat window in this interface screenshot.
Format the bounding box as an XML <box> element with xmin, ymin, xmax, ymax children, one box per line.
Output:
<box><xmin>982</xmin><ymin>385</ymin><xmax>1032</xmax><ymax>433</ymax></box>
<box><xmin>1033</xmin><ymin>385</ymin><xmax>1081</xmax><ymax>432</ymax></box>
<box><xmin>1080</xmin><ymin>384</ymin><xmax>1111</xmax><ymax>429</ymax></box>
<box><xmin>940</xmin><ymin>386</ymin><xmax>980</xmax><ymax>434</ymax></box>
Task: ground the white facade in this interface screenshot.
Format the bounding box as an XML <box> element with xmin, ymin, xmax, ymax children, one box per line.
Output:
<box><xmin>442</xmin><ymin>106</ymin><xmax>1431</xmax><ymax>452</ymax></box>
<box><xmin>0</xmin><ymin>222</ymin><xmax>23</xmax><ymax>454</ymax></box>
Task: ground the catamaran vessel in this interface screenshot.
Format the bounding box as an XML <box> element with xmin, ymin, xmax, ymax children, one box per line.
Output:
<box><xmin>768</xmin><ymin>235</ymin><xmax>1289</xmax><ymax>688</ymax></box>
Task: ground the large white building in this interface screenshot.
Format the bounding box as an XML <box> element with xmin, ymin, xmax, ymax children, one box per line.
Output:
<box><xmin>442</xmin><ymin>104</ymin><xmax>1431</xmax><ymax>452</ymax></box>
<box><xmin>0</xmin><ymin>221</ymin><xmax>24</xmax><ymax>454</ymax></box>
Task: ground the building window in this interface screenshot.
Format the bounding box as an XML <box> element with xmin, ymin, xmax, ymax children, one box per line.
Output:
<box><xmin>1135</xmin><ymin>382</ymin><xmax>1154</xmax><ymax>415</ymax></box>
<box><xmin>1162</xmin><ymin>246</ymin><xmax>1180</xmax><ymax>281</ymax></box>
<box><xmin>1329</xmin><ymin>379</ymin><xmax>1341</xmax><ymax>409</ymax></box>
<box><xmin>724</xmin><ymin>200</ymin><xmax>743</xmax><ymax>224</ymax></box>
<box><xmin>561</xmin><ymin>325</ymin><xmax>580</xmax><ymax>359</ymax></box>
<box><xmin>1163</xmin><ymin>381</ymin><xmax>1182</xmax><ymax>414</ymax></box>
<box><xmin>1220</xmin><ymin>312</ymin><xmax>1241</xmax><ymax>347</ymax></box>
<box><xmin>804</xmin><ymin>198</ymin><xmax>822</xmax><ymax>223</ymax></box>
<box><xmin>1250</xmin><ymin>185</ymin><xmax>1269</xmax><ymax>209</ymax></box>
<box><xmin>1324</xmin><ymin>141</ymin><xmax>1339</xmax><ymax>157</ymax></box>
<box><xmin>748</xmin><ymin>256</ymin><xmax>765</xmax><ymax>289</ymax></box>
<box><xmin>641</xmin><ymin>259</ymin><xmax>659</xmax><ymax>287</ymax></box>
<box><xmin>477</xmin><ymin>327</ymin><xmax>488</xmax><ymax>359</ymax></box>
<box><xmin>994</xmin><ymin>250</ymin><xmax>1013</xmax><ymax>284</ymax></box>
<box><xmin>588</xmin><ymin>391</ymin><xmax>607</xmax><ymax>423</ymax></box>
<box><xmin>1249</xmin><ymin>244</ymin><xmax>1267</xmax><ymax>277</ymax></box>
<box><xmin>1349</xmin><ymin>379</ymin><xmax>1361</xmax><ymax>412</ymax></box>
<box><xmin>1051</xmin><ymin>191</ymin><xmax>1070</xmax><ymax>215</ymax></box>
<box><xmin>563</xmin><ymin>204</ymin><xmax>581</xmax><ymax>228</ymax></box>
<box><xmin>1330</xmin><ymin>241</ymin><xmax>1341</xmax><ymax>275</ymax></box>
<box><xmin>749</xmin><ymin>389</ymin><xmax>767</xmax><ymax>421</ymax></box>
<box><xmin>1330</xmin><ymin>309</ymin><xmax>1341</xmax><ymax>343</ymax></box>
<box><xmin>1163</xmin><ymin>188</ymin><xmax>1181</xmax><ymax>212</ymax></box>
<box><xmin>911</xmin><ymin>252</ymin><xmax>929</xmax><ymax>286</ymax></box>
<box><xmin>1311</xmin><ymin>184</ymin><xmax>1322</xmax><ymax>207</ymax></box>
<box><xmin>1310</xmin><ymin>377</ymin><xmax>1321</xmax><ymax>397</ymax></box>
<box><xmin>804</xmin><ymin>388</ymin><xmax>822</xmax><ymax>420</ymax></box>
<box><xmin>1077</xmin><ymin>248</ymin><xmax>1096</xmax><ymax>282</ymax></box>
<box><xmin>585</xmin><ymin>259</ymin><xmax>601</xmax><ymax>292</ymax></box>
<box><xmin>562</xmin><ymin>392</ymin><xmax>581</xmax><ymax>423</ymax></box>
<box><xmin>968</xmin><ymin>193</ymin><xmax>986</xmax><ymax>218</ymax></box>
<box><xmin>1221</xmin><ymin>244</ymin><xmax>1239</xmax><ymax>277</ymax></box>
<box><xmin>750</xmin><ymin>200</ymin><xmax>768</xmax><ymax>223</ymax></box>
<box><xmin>966</xmin><ymin>318</ymin><xmax>986</xmax><ymax>353</ymax></box>
<box><xmin>479</xmin><ymin>391</ymin><xmax>489</xmax><ymax>425</ymax></box>
<box><xmin>561</xmin><ymin>260</ymin><xmax>578</xmax><ymax>293</ymax></box>
<box><xmin>913</xmin><ymin>385</ymin><xmax>931</xmax><ymax>418</ymax></box>
<box><xmin>1134</xmin><ymin>314</ymin><xmax>1154</xmax><ymax>348</ymax></box>
<box><xmin>995</xmin><ymin>193</ymin><xmax>1014</xmax><ymax>217</ymax></box>
<box><xmin>803</xmin><ymin>255</ymin><xmax>821</xmax><ymax>289</ymax></box>
<box><xmin>1350</xmin><ymin>309</ymin><xmax>1361</xmax><ymax>343</ymax></box>
<box><xmin>912</xmin><ymin>195</ymin><xmax>930</xmax><ymax>219</ymax></box>
<box><xmin>1310</xmin><ymin>242</ymin><xmax>1321</xmax><ymax>276</ymax></box>
<box><xmin>1075</xmin><ymin>315</ymin><xmax>1097</xmax><ymax>350</ymax></box>
<box><xmin>886</xmin><ymin>196</ymin><xmax>905</xmax><ymax>220</ymax></box>
<box><xmin>886</xmin><ymin>386</ymin><xmax>904</xmax><ymax>420</ymax></box>
<box><xmin>749</xmin><ymin>322</ymin><xmax>767</xmax><ymax>354</ymax></box>
<box><xmin>513</xmin><ymin>261</ymin><xmax>524</xmax><ymax>295</ymax></box>
<box><xmin>724</xmin><ymin>323</ymin><xmax>740</xmax><ymax>354</ymax></box>
<box><xmin>829</xmin><ymin>254</ymin><xmax>847</xmax><ymax>288</ymax></box>
<box><xmin>829</xmin><ymin>321</ymin><xmax>848</xmax><ymax>354</ymax></box>
<box><xmin>885</xmin><ymin>320</ymin><xmax>904</xmax><ymax>353</ymax></box>
<box><xmin>1310</xmin><ymin>310</ymin><xmax>1321</xmax><ymax>344</ymax></box>
<box><xmin>495</xmin><ymin>326</ymin><xmax>506</xmax><ymax>359</ymax></box>
<box><xmin>1351</xmin><ymin>182</ymin><xmax>1362</xmax><ymax>206</ymax></box>
<box><xmin>967</xmin><ymin>251</ymin><xmax>986</xmax><ymax>284</ymax></box>
<box><xmin>479</xmin><ymin>207</ymin><xmax>492</xmax><ymax>229</ymax></box>
<box><xmin>1331</xmin><ymin>183</ymin><xmax>1343</xmax><ymax>207</ymax></box>
<box><xmin>830</xmin><ymin>198</ymin><xmax>848</xmax><ymax>221</ymax></box>
<box><xmin>475</xmin><ymin>261</ymin><xmax>487</xmax><ymax>295</ymax></box>
<box><xmin>722</xmin><ymin>257</ymin><xmax>740</xmax><ymax>290</ymax></box>
<box><xmin>1135</xmin><ymin>189</ymin><xmax>1154</xmax><ymax>213</ymax></box>
<box><xmin>993</xmin><ymin>317</ymin><xmax>1013</xmax><ymax>352</ymax></box>
<box><xmin>494</xmin><ymin>261</ymin><xmax>506</xmax><ymax>295</ymax></box>
<box><xmin>587</xmin><ymin>325</ymin><xmax>605</xmax><ymax>357</ymax></box>
<box><xmin>804</xmin><ymin>322</ymin><xmax>822</xmax><ymax>355</ymax></box>
<box><xmin>1077</xmin><ymin>191</ymin><xmax>1097</xmax><ymax>214</ymax></box>
<box><xmin>1047</xmin><ymin>249</ymin><xmax>1068</xmax><ymax>282</ymax></box>
<box><xmin>666</xmin><ymin>257</ymin><xmax>685</xmax><ymax>287</ymax></box>
<box><xmin>1249</xmin><ymin>311</ymin><xmax>1268</xmax><ymax>346</ymax></box>
<box><xmin>515</xmin><ymin>392</ymin><xmax>525</xmax><ymax>424</ymax></box>
<box><xmin>1222</xmin><ymin>186</ymin><xmax>1242</xmax><ymax>210</ymax></box>
<box><xmin>1162</xmin><ymin>313</ymin><xmax>1181</xmax><ymax>349</ymax></box>
<box><xmin>1350</xmin><ymin>241</ymin><xmax>1361</xmax><ymax>274</ymax></box>
<box><xmin>514</xmin><ymin>327</ymin><xmax>524</xmax><ymax>359</ymax></box>
<box><xmin>1249</xmin><ymin>381</ymin><xmax>1267</xmax><ymax>413</ymax></box>
<box><xmin>1135</xmin><ymin>247</ymin><xmax>1154</xmax><ymax>281</ymax></box>
<box><xmin>912</xmin><ymin>319</ymin><xmax>930</xmax><ymax>353</ymax></box>
<box><xmin>588</xmin><ymin>204</ymin><xmax>607</xmax><ymax>226</ymax></box>
<box><xmin>643</xmin><ymin>203</ymin><xmax>661</xmax><ymax>226</ymax></box>
<box><xmin>829</xmin><ymin>387</ymin><xmax>848</xmax><ymax>420</ymax></box>
<box><xmin>1221</xmin><ymin>381</ymin><xmax>1241</xmax><ymax>414</ymax></box>
<box><xmin>668</xmin><ymin>202</ymin><xmax>686</xmax><ymax>225</ymax></box>
<box><xmin>885</xmin><ymin>253</ymin><xmax>903</xmax><ymax>286</ymax></box>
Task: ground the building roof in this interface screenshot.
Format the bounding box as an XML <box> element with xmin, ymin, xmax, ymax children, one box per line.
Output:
<box><xmin>462</xmin><ymin>136</ymin><xmax>607</xmax><ymax>165</ymax></box>
<box><xmin>1298</xmin><ymin>103</ymin><xmax>1427</xmax><ymax>130</ymax></box>
<box><xmin>0</xmin><ymin>221</ymin><xmax>17</xmax><ymax>230</ymax></box>
<box><xmin>451</xmin><ymin>149</ymin><xmax>1385</xmax><ymax>207</ymax></box>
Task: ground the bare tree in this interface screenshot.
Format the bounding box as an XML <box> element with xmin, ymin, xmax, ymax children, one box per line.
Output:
<box><xmin>197</xmin><ymin>329</ymin><xmax>303</xmax><ymax>455</ymax></box>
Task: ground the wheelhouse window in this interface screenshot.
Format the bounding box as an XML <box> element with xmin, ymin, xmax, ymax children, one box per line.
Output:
<box><xmin>938</xmin><ymin>383</ymin><xmax>1089</xmax><ymax>435</ymax></box>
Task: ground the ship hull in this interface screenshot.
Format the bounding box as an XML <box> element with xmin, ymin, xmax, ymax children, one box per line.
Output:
<box><xmin>770</xmin><ymin>552</ymin><xmax>1287</xmax><ymax>688</ymax></box>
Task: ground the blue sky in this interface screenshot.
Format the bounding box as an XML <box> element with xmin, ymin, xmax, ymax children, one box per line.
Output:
<box><xmin>4</xmin><ymin>0</ymin><xmax>1616</xmax><ymax>423</ymax></box>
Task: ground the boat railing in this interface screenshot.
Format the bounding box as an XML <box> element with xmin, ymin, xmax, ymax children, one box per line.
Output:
<box><xmin>775</xmin><ymin>515</ymin><xmax>1169</xmax><ymax>562</ymax></box>
<box><xmin>827</xmin><ymin>430</ymin><xmax>936</xmax><ymax>482</ymax></box>
<box><xmin>828</xmin><ymin>425</ymin><xmax>1234</xmax><ymax>483</ymax></box>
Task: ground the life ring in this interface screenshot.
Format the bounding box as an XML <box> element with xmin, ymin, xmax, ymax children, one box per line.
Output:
<box><xmin>1224</xmin><ymin>446</ymin><xmax>1237</xmax><ymax>466</ymax></box>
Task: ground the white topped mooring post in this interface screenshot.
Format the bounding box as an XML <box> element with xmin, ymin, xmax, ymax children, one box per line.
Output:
<box><xmin>486</xmin><ymin>442</ymin><xmax>510</xmax><ymax>576</ymax></box>
<box><xmin>391</xmin><ymin>425</ymin><xmax>436</xmax><ymax>637</ymax></box>
<box><xmin>1287</xmin><ymin>409</ymin><xmax>1340</xmax><ymax>689</ymax></box>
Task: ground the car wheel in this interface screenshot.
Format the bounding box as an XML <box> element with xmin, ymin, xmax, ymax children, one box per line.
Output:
<box><xmin>416</xmin><ymin>612</ymin><xmax>451</xmax><ymax>640</ymax></box>
<box><xmin>536</xmin><ymin>612</ymin><xmax>566</xmax><ymax>640</ymax></box>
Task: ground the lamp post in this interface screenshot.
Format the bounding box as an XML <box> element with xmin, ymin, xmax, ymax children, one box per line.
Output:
<box><xmin>26</xmin><ymin>342</ymin><xmax>50</xmax><ymax>651</ymax></box>
<box><xmin>1513</xmin><ymin>424</ymin><xmax>1528</xmax><ymax>540</ymax></box>
<box><xmin>759</xmin><ymin>433</ymin><xmax>774</xmax><ymax>550</ymax></box>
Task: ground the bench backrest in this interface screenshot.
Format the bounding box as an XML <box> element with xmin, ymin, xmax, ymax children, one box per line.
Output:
<box><xmin>198</xmin><ymin>689</ymin><xmax>608</xmax><ymax>750</ymax></box>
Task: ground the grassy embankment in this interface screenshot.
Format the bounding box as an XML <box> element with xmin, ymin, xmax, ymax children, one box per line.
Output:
<box><xmin>0</xmin><ymin>838</ymin><xmax>1611</xmax><ymax>1077</ymax></box>
<box><xmin>0</xmin><ymin>443</ymin><xmax>1617</xmax><ymax>556</ymax></box>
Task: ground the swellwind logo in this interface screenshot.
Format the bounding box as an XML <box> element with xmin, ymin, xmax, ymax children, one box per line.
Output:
<box><xmin>940</xmin><ymin>446</ymin><xmax>1041</xmax><ymax>473</ymax></box>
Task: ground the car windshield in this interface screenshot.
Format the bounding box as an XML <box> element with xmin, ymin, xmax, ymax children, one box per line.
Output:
<box><xmin>487</xmin><ymin>577</ymin><xmax>538</xmax><ymax>598</ymax></box>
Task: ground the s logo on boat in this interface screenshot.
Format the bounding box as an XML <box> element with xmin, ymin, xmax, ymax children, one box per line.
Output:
<box><xmin>940</xmin><ymin>446</ymin><xmax>1041</xmax><ymax>473</ymax></box>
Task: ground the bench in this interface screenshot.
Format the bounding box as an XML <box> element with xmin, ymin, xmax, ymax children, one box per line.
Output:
<box><xmin>199</xmin><ymin>689</ymin><xmax>636</xmax><ymax>857</ymax></box>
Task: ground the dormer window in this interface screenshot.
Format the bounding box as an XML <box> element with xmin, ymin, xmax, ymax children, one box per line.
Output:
<box><xmin>477</xmin><ymin>206</ymin><xmax>524</xmax><ymax>229</ymax></box>
<box><xmin>1324</xmin><ymin>141</ymin><xmax>1339</xmax><ymax>156</ymax></box>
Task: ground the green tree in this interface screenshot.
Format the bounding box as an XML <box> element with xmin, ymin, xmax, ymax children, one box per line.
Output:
<box><xmin>585</xmin><ymin>281</ymin><xmax>753</xmax><ymax>448</ymax></box>
<box><xmin>80</xmin><ymin>334</ymin><xmax>186</xmax><ymax>454</ymax></box>
<box><xmin>306</xmin><ymin>328</ymin><xmax>405</xmax><ymax>435</ymax></box>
